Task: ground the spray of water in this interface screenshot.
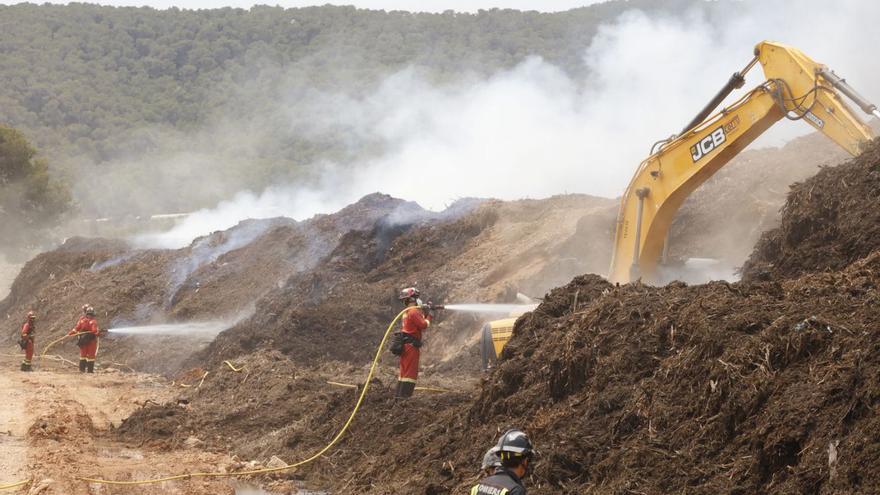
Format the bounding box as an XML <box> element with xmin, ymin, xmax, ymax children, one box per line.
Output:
<box><xmin>107</xmin><ymin>321</ymin><xmax>230</xmax><ymax>336</ymax></box>
<box><xmin>443</xmin><ymin>303</ymin><xmax>538</xmax><ymax>315</ymax></box>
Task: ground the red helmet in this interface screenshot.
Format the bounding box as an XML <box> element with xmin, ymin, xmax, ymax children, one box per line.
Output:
<box><xmin>398</xmin><ymin>287</ymin><xmax>420</xmax><ymax>301</ymax></box>
<box><xmin>26</xmin><ymin>311</ymin><xmax>35</xmax><ymax>320</ymax></box>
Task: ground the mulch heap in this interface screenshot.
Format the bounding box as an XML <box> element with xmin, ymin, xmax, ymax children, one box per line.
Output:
<box><xmin>430</xmin><ymin>262</ymin><xmax>879</xmax><ymax>494</ymax></box>
<box><xmin>113</xmin><ymin>257</ymin><xmax>880</xmax><ymax>494</ymax></box>
<box><xmin>113</xmin><ymin>140</ymin><xmax>880</xmax><ymax>494</ymax></box>
<box><xmin>742</xmin><ymin>139</ymin><xmax>880</xmax><ymax>281</ymax></box>
<box><xmin>342</xmin><ymin>141</ymin><xmax>880</xmax><ymax>493</ymax></box>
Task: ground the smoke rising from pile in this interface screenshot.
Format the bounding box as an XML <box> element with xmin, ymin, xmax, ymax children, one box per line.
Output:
<box><xmin>112</xmin><ymin>1</ymin><xmax>879</xmax><ymax>249</ymax></box>
<box><xmin>0</xmin><ymin>255</ymin><xmax>20</xmax><ymax>300</ymax></box>
<box><xmin>159</xmin><ymin>219</ymin><xmax>278</xmax><ymax>297</ymax></box>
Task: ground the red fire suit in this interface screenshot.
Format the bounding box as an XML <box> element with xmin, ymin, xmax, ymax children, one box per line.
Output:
<box><xmin>21</xmin><ymin>321</ymin><xmax>35</xmax><ymax>367</ymax></box>
<box><xmin>68</xmin><ymin>316</ymin><xmax>100</xmax><ymax>363</ymax></box>
<box><xmin>399</xmin><ymin>306</ymin><xmax>432</xmax><ymax>385</ymax></box>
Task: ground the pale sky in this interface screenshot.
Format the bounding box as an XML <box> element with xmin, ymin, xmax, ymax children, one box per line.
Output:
<box><xmin>35</xmin><ymin>0</ymin><xmax>603</xmax><ymax>11</ymax></box>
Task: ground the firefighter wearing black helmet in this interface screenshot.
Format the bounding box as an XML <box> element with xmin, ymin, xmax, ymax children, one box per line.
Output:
<box><xmin>470</xmin><ymin>429</ymin><xmax>534</xmax><ymax>495</ymax></box>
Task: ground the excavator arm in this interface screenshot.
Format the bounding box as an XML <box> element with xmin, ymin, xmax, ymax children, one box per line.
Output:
<box><xmin>609</xmin><ymin>41</ymin><xmax>877</xmax><ymax>284</ymax></box>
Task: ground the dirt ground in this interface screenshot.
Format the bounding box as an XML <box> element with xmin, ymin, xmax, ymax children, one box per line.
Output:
<box><xmin>0</xmin><ymin>354</ymin><xmax>254</xmax><ymax>495</ymax></box>
<box><xmin>117</xmin><ymin>350</ymin><xmax>480</xmax><ymax>493</ymax></box>
<box><xmin>3</xmin><ymin>132</ymin><xmax>878</xmax><ymax>494</ymax></box>
<box><xmin>115</xmin><ymin>139</ymin><xmax>880</xmax><ymax>494</ymax></box>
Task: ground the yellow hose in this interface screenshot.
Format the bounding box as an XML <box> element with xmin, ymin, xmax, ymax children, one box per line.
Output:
<box><xmin>414</xmin><ymin>386</ymin><xmax>451</xmax><ymax>393</ymax></box>
<box><xmin>0</xmin><ymin>480</ymin><xmax>30</xmax><ymax>491</ymax></box>
<box><xmin>327</xmin><ymin>380</ymin><xmax>358</xmax><ymax>389</ymax></box>
<box><xmin>4</xmin><ymin>352</ymin><xmax>78</xmax><ymax>368</ymax></box>
<box><xmin>223</xmin><ymin>360</ymin><xmax>242</xmax><ymax>372</ymax></box>
<box><xmin>39</xmin><ymin>331</ymin><xmax>90</xmax><ymax>361</ymax></box>
<box><xmin>75</xmin><ymin>306</ymin><xmax>412</xmax><ymax>486</ymax></box>
<box><xmin>196</xmin><ymin>371</ymin><xmax>209</xmax><ymax>389</ymax></box>
<box><xmin>328</xmin><ymin>381</ymin><xmax>451</xmax><ymax>394</ymax></box>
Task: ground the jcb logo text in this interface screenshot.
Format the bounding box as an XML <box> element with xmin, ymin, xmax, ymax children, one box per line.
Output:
<box><xmin>690</xmin><ymin>127</ymin><xmax>726</xmax><ymax>162</ymax></box>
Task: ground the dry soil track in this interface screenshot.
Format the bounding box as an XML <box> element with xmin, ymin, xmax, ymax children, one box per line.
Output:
<box><xmin>0</xmin><ymin>354</ymin><xmax>242</xmax><ymax>495</ymax></box>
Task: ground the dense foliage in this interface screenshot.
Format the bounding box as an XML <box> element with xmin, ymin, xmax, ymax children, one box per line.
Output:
<box><xmin>0</xmin><ymin>1</ymin><xmax>699</xmax><ymax>217</ymax></box>
<box><xmin>0</xmin><ymin>125</ymin><xmax>70</xmax><ymax>259</ymax></box>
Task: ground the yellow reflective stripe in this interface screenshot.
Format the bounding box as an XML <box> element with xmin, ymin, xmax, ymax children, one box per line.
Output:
<box><xmin>470</xmin><ymin>485</ymin><xmax>508</xmax><ymax>495</ymax></box>
<box><xmin>398</xmin><ymin>377</ymin><xmax>417</xmax><ymax>383</ymax></box>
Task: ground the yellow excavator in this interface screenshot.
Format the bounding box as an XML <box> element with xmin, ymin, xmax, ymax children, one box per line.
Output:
<box><xmin>609</xmin><ymin>40</ymin><xmax>878</xmax><ymax>284</ymax></box>
<box><xmin>482</xmin><ymin>41</ymin><xmax>879</xmax><ymax>366</ymax></box>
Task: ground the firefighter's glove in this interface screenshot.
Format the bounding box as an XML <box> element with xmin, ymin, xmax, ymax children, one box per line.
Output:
<box><xmin>423</xmin><ymin>301</ymin><xmax>435</xmax><ymax>313</ymax></box>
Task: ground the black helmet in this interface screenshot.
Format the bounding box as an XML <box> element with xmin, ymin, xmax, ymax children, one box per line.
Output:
<box><xmin>495</xmin><ymin>429</ymin><xmax>534</xmax><ymax>461</ymax></box>
<box><xmin>398</xmin><ymin>287</ymin><xmax>420</xmax><ymax>301</ymax></box>
<box><xmin>85</xmin><ymin>306</ymin><xmax>96</xmax><ymax>316</ymax></box>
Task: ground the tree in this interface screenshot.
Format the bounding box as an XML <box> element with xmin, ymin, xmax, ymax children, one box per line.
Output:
<box><xmin>0</xmin><ymin>1</ymin><xmax>702</xmax><ymax>217</ymax></box>
<box><xmin>0</xmin><ymin>125</ymin><xmax>71</xmax><ymax>259</ymax></box>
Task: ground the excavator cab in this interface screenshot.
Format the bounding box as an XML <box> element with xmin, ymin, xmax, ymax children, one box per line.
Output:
<box><xmin>479</xmin><ymin>295</ymin><xmax>539</xmax><ymax>370</ymax></box>
<box><xmin>480</xmin><ymin>317</ymin><xmax>518</xmax><ymax>370</ymax></box>
<box><xmin>609</xmin><ymin>41</ymin><xmax>879</xmax><ymax>284</ymax></box>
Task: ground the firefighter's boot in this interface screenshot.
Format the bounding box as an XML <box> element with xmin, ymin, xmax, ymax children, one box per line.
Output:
<box><xmin>79</xmin><ymin>359</ymin><xmax>87</xmax><ymax>373</ymax></box>
<box><xmin>20</xmin><ymin>362</ymin><xmax>27</xmax><ymax>372</ymax></box>
<box><xmin>87</xmin><ymin>361</ymin><xmax>95</xmax><ymax>373</ymax></box>
<box><xmin>396</xmin><ymin>381</ymin><xmax>415</xmax><ymax>398</ymax></box>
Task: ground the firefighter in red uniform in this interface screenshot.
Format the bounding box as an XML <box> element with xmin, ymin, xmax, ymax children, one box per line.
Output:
<box><xmin>68</xmin><ymin>305</ymin><xmax>101</xmax><ymax>373</ymax></box>
<box><xmin>396</xmin><ymin>287</ymin><xmax>435</xmax><ymax>398</ymax></box>
<box><xmin>75</xmin><ymin>304</ymin><xmax>89</xmax><ymax>327</ymax></box>
<box><xmin>19</xmin><ymin>311</ymin><xmax>36</xmax><ymax>372</ymax></box>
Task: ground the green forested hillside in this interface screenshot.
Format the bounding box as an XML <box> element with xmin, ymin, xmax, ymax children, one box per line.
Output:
<box><xmin>0</xmin><ymin>125</ymin><xmax>70</xmax><ymax>258</ymax></box>
<box><xmin>0</xmin><ymin>0</ymin><xmax>697</xmax><ymax>219</ymax></box>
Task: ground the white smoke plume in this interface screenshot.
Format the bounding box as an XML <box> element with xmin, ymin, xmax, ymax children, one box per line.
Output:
<box><xmin>136</xmin><ymin>0</ymin><xmax>880</xmax><ymax>249</ymax></box>
<box><xmin>0</xmin><ymin>255</ymin><xmax>20</xmax><ymax>301</ymax></box>
<box><xmin>133</xmin><ymin>186</ymin><xmax>345</xmax><ymax>249</ymax></box>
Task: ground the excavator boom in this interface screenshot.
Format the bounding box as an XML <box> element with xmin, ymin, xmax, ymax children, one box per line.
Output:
<box><xmin>609</xmin><ymin>41</ymin><xmax>876</xmax><ymax>284</ymax></box>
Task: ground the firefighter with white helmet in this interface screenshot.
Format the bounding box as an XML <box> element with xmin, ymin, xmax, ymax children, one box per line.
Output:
<box><xmin>68</xmin><ymin>305</ymin><xmax>102</xmax><ymax>373</ymax></box>
<box><xmin>19</xmin><ymin>311</ymin><xmax>36</xmax><ymax>371</ymax></box>
<box><xmin>394</xmin><ymin>287</ymin><xmax>434</xmax><ymax>398</ymax></box>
